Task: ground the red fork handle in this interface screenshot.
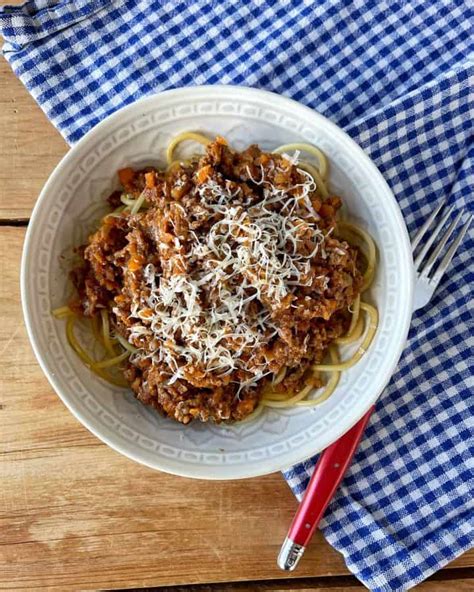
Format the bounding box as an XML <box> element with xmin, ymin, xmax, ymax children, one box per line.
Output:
<box><xmin>278</xmin><ymin>405</ymin><xmax>375</xmax><ymax>570</ymax></box>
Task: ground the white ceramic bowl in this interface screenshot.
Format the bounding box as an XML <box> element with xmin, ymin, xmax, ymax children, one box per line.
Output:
<box><xmin>21</xmin><ymin>86</ymin><xmax>413</xmax><ymax>479</ymax></box>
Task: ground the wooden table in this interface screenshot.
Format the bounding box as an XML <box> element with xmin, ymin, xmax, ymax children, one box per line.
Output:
<box><xmin>0</xmin><ymin>38</ymin><xmax>472</xmax><ymax>592</ymax></box>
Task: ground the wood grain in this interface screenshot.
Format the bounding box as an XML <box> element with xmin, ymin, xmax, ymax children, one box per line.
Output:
<box><xmin>1</xmin><ymin>227</ymin><xmax>473</xmax><ymax>592</ymax></box>
<box><xmin>0</xmin><ymin>37</ymin><xmax>472</xmax><ymax>591</ymax></box>
<box><xmin>0</xmin><ymin>227</ymin><xmax>350</xmax><ymax>590</ymax></box>
<box><xmin>0</xmin><ymin>59</ymin><xmax>67</xmax><ymax>219</ymax></box>
<box><xmin>135</xmin><ymin>573</ymin><xmax>474</xmax><ymax>591</ymax></box>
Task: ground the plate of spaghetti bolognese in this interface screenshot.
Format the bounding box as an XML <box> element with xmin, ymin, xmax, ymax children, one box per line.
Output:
<box><xmin>21</xmin><ymin>86</ymin><xmax>413</xmax><ymax>479</ymax></box>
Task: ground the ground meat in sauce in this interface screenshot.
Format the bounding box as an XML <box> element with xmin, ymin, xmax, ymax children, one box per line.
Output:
<box><xmin>71</xmin><ymin>138</ymin><xmax>363</xmax><ymax>424</ymax></box>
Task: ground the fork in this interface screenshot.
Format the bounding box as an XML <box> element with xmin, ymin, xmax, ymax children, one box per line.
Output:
<box><xmin>412</xmin><ymin>201</ymin><xmax>472</xmax><ymax>310</ymax></box>
<box><xmin>278</xmin><ymin>201</ymin><xmax>473</xmax><ymax>571</ymax></box>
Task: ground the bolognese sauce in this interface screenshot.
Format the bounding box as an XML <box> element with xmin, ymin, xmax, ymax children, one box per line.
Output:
<box><xmin>70</xmin><ymin>138</ymin><xmax>366</xmax><ymax>424</ymax></box>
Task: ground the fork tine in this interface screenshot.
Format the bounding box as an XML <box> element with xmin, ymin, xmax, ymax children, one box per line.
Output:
<box><xmin>431</xmin><ymin>214</ymin><xmax>473</xmax><ymax>286</ymax></box>
<box><xmin>413</xmin><ymin>204</ymin><xmax>455</xmax><ymax>269</ymax></box>
<box><xmin>419</xmin><ymin>210</ymin><xmax>464</xmax><ymax>277</ymax></box>
<box><xmin>412</xmin><ymin>200</ymin><xmax>446</xmax><ymax>251</ymax></box>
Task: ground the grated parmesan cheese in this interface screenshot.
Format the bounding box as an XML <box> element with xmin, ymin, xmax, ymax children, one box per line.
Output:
<box><xmin>127</xmin><ymin>159</ymin><xmax>331</xmax><ymax>391</ymax></box>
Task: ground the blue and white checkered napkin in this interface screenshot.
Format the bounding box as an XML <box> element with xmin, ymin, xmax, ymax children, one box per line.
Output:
<box><xmin>2</xmin><ymin>1</ymin><xmax>472</xmax><ymax>589</ymax></box>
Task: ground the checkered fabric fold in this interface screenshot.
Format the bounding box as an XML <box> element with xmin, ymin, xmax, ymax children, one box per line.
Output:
<box><xmin>1</xmin><ymin>1</ymin><xmax>472</xmax><ymax>590</ymax></box>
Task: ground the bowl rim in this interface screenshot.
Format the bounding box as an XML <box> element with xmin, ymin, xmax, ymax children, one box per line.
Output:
<box><xmin>21</xmin><ymin>85</ymin><xmax>414</xmax><ymax>479</ymax></box>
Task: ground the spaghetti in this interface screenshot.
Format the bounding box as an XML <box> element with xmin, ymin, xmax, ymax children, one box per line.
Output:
<box><xmin>54</xmin><ymin>134</ymin><xmax>378</xmax><ymax>424</ymax></box>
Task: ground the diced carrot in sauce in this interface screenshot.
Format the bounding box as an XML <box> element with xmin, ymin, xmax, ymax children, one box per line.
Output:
<box><xmin>196</xmin><ymin>165</ymin><xmax>212</xmax><ymax>184</ymax></box>
<box><xmin>274</xmin><ymin>173</ymin><xmax>287</xmax><ymax>184</ymax></box>
<box><xmin>145</xmin><ymin>172</ymin><xmax>156</xmax><ymax>188</ymax></box>
<box><xmin>319</xmin><ymin>204</ymin><xmax>334</xmax><ymax>218</ymax></box>
<box><xmin>118</xmin><ymin>167</ymin><xmax>135</xmax><ymax>187</ymax></box>
<box><xmin>171</xmin><ymin>184</ymin><xmax>190</xmax><ymax>200</ymax></box>
<box><xmin>128</xmin><ymin>257</ymin><xmax>142</xmax><ymax>272</ymax></box>
<box><xmin>236</xmin><ymin>399</ymin><xmax>255</xmax><ymax>415</ymax></box>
